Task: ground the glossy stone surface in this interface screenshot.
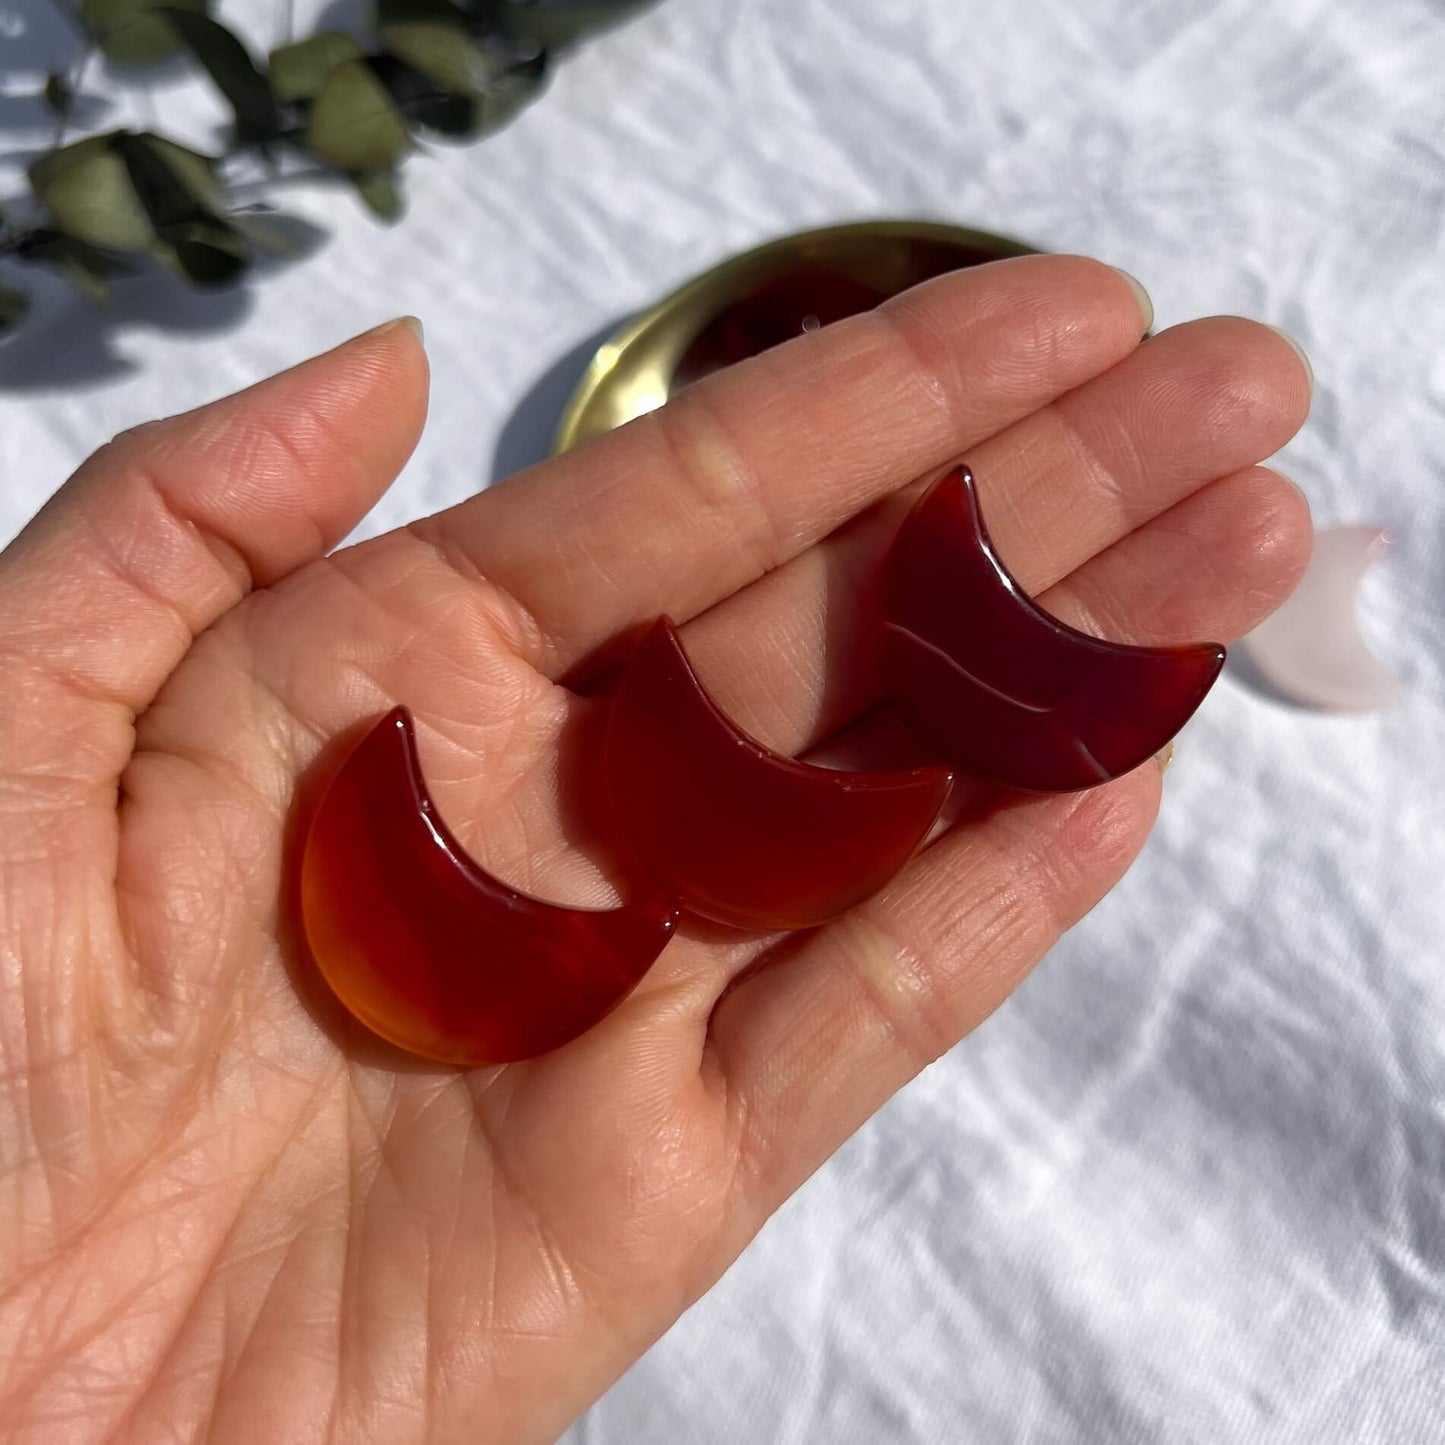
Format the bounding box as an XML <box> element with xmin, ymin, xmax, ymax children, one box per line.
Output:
<box><xmin>672</xmin><ymin>270</ymin><xmax>887</xmax><ymax>389</ymax></box>
<box><xmin>881</xmin><ymin>466</ymin><xmax>1226</xmax><ymax>793</ymax></box>
<box><xmin>670</xmin><ymin>237</ymin><xmax>1020</xmax><ymax>390</ymax></box>
<box><xmin>301</xmin><ymin>708</ymin><xmax>679</xmax><ymax>1065</ymax></box>
<box><xmin>605</xmin><ymin>618</ymin><xmax>953</xmax><ymax>930</ymax></box>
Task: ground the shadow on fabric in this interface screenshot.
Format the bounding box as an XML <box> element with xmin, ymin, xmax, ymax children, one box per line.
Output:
<box><xmin>489</xmin><ymin>318</ymin><xmax>633</xmax><ymax>485</ymax></box>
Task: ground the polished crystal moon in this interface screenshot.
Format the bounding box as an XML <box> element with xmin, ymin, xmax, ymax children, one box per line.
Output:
<box><xmin>605</xmin><ymin>618</ymin><xmax>953</xmax><ymax>930</ymax></box>
<box><xmin>301</xmin><ymin>708</ymin><xmax>679</xmax><ymax>1066</ymax></box>
<box><xmin>881</xmin><ymin>466</ymin><xmax>1226</xmax><ymax>792</ymax></box>
<box><xmin>1238</xmin><ymin>525</ymin><xmax>1403</xmax><ymax>712</ymax></box>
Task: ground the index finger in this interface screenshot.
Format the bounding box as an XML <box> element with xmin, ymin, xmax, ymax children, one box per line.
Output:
<box><xmin>412</xmin><ymin>254</ymin><xmax>1150</xmax><ymax>677</ymax></box>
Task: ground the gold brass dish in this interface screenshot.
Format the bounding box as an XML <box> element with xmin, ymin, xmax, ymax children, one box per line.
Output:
<box><xmin>552</xmin><ymin>219</ymin><xmax>1040</xmax><ymax>455</ymax></box>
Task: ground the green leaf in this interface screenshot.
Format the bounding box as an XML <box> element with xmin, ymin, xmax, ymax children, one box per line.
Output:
<box><xmin>495</xmin><ymin>0</ymin><xmax>653</xmax><ymax>49</ymax></box>
<box><xmin>28</xmin><ymin>136</ymin><xmax>156</xmax><ymax>251</ymax></box>
<box><xmin>112</xmin><ymin>131</ymin><xmax>213</xmax><ymax>231</ymax></box>
<box><xmin>307</xmin><ymin>59</ymin><xmax>412</xmax><ymax>172</ymax></box>
<box><xmin>369</xmin><ymin>55</ymin><xmax>477</xmax><ymax>135</ymax></box>
<box><xmin>369</xmin><ymin>45</ymin><xmax>545</xmax><ymax>138</ymax></box>
<box><xmin>43</xmin><ymin>72</ymin><xmax>73</xmax><ymax>116</ymax></box>
<box><xmin>157</xmin><ymin>220</ymin><xmax>251</xmax><ymax>286</ymax></box>
<box><xmin>137</xmin><ymin>133</ymin><xmax>227</xmax><ymax>212</ymax></box>
<box><xmin>0</xmin><ymin>282</ymin><xmax>29</xmax><ymax>335</ymax></box>
<box><xmin>354</xmin><ymin>170</ymin><xmax>404</xmax><ymax>221</ymax></box>
<box><xmin>108</xmin><ymin>131</ymin><xmax>253</xmax><ymax>290</ymax></box>
<box><xmin>81</xmin><ymin>0</ymin><xmax>209</xmax><ymax>66</ymax></box>
<box><xmin>27</xmin><ymin>134</ymin><xmax>115</xmax><ymax>197</ymax></box>
<box><xmin>376</xmin><ymin>0</ymin><xmax>471</xmax><ymax>29</ymax></box>
<box><xmin>268</xmin><ymin>31</ymin><xmax>363</xmax><ymax>103</ymax></box>
<box><xmin>158</xmin><ymin>8</ymin><xmax>279</xmax><ymax>142</ymax></box>
<box><xmin>228</xmin><ymin>211</ymin><xmax>310</xmax><ymax>256</ymax></box>
<box><xmin>380</xmin><ymin>22</ymin><xmax>504</xmax><ymax>95</ymax></box>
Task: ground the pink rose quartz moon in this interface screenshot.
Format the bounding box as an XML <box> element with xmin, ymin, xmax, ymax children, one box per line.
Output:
<box><xmin>1239</xmin><ymin>526</ymin><xmax>1403</xmax><ymax>712</ymax></box>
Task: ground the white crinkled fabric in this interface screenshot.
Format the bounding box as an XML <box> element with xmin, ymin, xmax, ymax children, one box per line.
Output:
<box><xmin>2</xmin><ymin>1</ymin><xmax>1442</xmax><ymax>1440</ymax></box>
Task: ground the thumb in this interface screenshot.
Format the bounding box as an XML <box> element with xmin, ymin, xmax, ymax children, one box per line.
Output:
<box><xmin>0</xmin><ymin>318</ymin><xmax>428</xmax><ymax>803</ymax></box>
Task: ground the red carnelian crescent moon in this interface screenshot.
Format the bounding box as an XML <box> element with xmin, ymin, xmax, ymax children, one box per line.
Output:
<box><xmin>605</xmin><ymin>618</ymin><xmax>953</xmax><ymax>931</ymax></box>
<box><xmin>301</xmin><ymin>708</ymin><xmax>679</xmax><ymax>1066</ymax></box>
<box><xmin>882</xmin><ymin>465</ymin><xmax>1226</xmax><ymax>792</ymax></box>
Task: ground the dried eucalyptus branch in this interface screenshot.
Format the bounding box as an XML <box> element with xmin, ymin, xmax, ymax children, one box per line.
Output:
<box><xmin>0</xmin><ymin>0</ymin><xmax>656</xmax><ymax>336</ymax></box>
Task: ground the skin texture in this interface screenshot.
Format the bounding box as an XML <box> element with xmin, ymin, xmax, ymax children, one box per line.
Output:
<box><xmin>0</xmin><ymin>256</ymin><xmax>1312</xmax><ymax>1444</ymax></box>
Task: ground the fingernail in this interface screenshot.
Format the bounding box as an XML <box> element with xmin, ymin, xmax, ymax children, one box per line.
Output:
<box><xmin>368</xmin><ymin>315</ymin><xmax>425</xmax><ymax>346</ymax></box>
<box><xmin>1154</xmin><ymin>740</ymin><xmax>1175</xmax><ymax>775</ymax></box>
<box><xmin>1269</xmin><ymin>325</ymin><xmax>1312</xmax><ymax>393</ymax></box>
<box><xmin>1112</xmin><ymin>267</ymin><xmax>1153</xmax><ymax>335</ymax></box>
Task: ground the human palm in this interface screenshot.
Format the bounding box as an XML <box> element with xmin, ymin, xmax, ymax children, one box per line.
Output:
<box><xmin>0</xmin><ymin>259</ymin><xmax>1311</xmax><ymax>1443</ymax></box>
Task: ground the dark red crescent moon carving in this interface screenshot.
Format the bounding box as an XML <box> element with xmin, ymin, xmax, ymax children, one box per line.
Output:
<box><xmin>605</xmin><ymin>618</ymin><xmax>953</xmax><ymax>931</ymax></box>
<box><xmin>300</xmin><ymin>708</ymin><xmax>679</xmax><ymax>1065</ymax></box>
<box><xmin>881</xmin><ymin>465</ymin><xmax>1226</xmax><ymax>793</ymax></box>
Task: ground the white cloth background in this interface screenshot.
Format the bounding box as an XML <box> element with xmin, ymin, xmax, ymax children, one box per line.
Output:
<box><xmin>3</xmin><ymin>1</ymin><xmax>1443</xmax><ymax>1440</ymax></box>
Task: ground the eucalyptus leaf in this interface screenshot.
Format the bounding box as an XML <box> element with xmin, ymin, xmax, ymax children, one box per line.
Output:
<box><xmin>0</xmin><ymin>283</ymin><xmax>29</xmax><ymax>335</ymax></box>
<box><xmin>43</xmin><ymin>72</ymin><xmax>73</xmax><ymax>117</ymax></box>
<box><xmin>380</xmin><ymin>22</ymin><xmax>504</xmax><ymax>95</ymax></box>
<box><xmin>139</xmin><ymin>134</ymin><xmax>227</xmax><ymax>212</ymax></box>
<box><xmin>112</xmin><ymin>131</ymin><xmax>212</xmax><ymax>231</ymax></box>
<box><xmin>376</xmin><ymin>0</ymin><xmax>472</xmax><ymax>30</ymax></box>
<box><xmin>495</xmin><ymin>0</ymin><xmax>652</xmax><ymax>49</ymax></box>
<box><xmin>307</xmin><ymin>59</ymin><xmax>412</xmax><ymax>172</ymax></box>
<box><xmin>155</xmin><ymin>220</ymin><xmax>250</xmax><ymax>285</ymax></box>
<box><xmin>110</xmin><ymin>130</ymin><xmax>251</xmax><ymax>289</ymax></box>
<box><xmin>27</xmin><ymin>134</ymin><xmax>116</xmax><ymax>197</ymax></box>
<box><xmin>1</xmin><ymin>0</ymin><xmax>645</xmax><ymax>335</ymax></box>
<box><xmin>81</xmin><ymin>0</ymin><xmax>209</xmax><ymax>65</ymax></box>
<box><xmin>369</xmin><ymin>55</ymin><xmax>478</xmax><ymax>136</ymax></box>
<box><xmin>354</xmin><ymin>170</ymin><xmax>404</xmax><ymax>221</ymax></box>
<box><xmin>228</xmin><ymin>211</ymin><xmax>317</xmax><ymax>257</ymax></box>
<box><xmin>268</xmin><ymin>31</ymin><xmax>363</xmax><ymax>103</ymax></box>
<box><xmin>158</xmin><ymin>8</ymin><xmax>279</xmax><ymax>142</ymax></box>
<box><xmin>370</xmin><ymin>46</ymin><xmax>543</xmax><ymax>138</ymax></box>
<box><xmin>29</xmin><ymin>139</ymin><xmax>156</xmax><ymax>251</ymax></box>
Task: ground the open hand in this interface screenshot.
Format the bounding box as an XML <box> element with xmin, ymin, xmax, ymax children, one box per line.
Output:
<box><xmin>0</xmin><ymin>257</ymin><xmax>1311</xmax><ymax>1443</ymax></box>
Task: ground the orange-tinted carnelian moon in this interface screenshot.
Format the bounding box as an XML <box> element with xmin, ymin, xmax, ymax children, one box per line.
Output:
<box><xmin>605</xmin><ymin>618</ymin><xmax>954</xmax><ymax>931</ymax></box>
<box><xmin>882</xmin><ymin>466</ymin><xmax>1226</xmax><ymax>793</ymax></box>
<box><xmin>301</xmin><ymin>708</ymin><xmax>680</xmax><ymax>1065</ymax></box>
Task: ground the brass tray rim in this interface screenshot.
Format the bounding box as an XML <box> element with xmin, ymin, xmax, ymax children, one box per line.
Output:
<box><xmin>552</xmin><ymin>217</ymin><xmax>1040</xmax><ymax>455</ymax></box>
